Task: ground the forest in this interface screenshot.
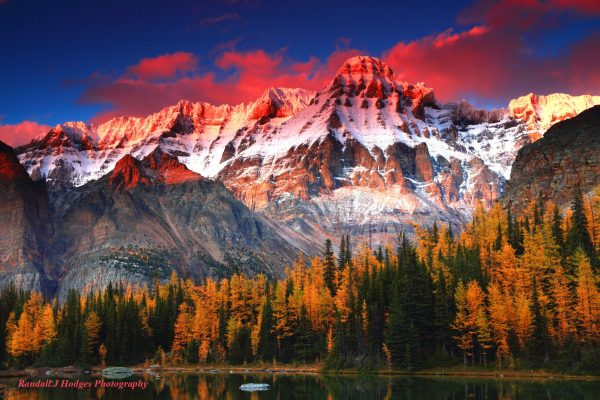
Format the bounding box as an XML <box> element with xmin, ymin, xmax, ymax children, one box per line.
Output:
<box><xmin>0</xmin><ymin>186</ymin><xmax>599</xmax><ymax>372</ymax></box>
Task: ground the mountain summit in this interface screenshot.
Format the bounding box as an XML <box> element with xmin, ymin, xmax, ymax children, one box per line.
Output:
<box><xmin>13</xmin><ymin>56</ymin><xmax>600</xmax><ymax>244</ymax></box>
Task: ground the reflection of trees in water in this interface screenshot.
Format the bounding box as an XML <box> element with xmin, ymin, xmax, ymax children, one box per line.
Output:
<box><xmin>322</xmin><ymin>374</ymin><xmax>391</xmax><ymax>400</ymax></box>
<box><xmin>2</xmin><ymin>375</ymin><xmax>600</xmax><ymax>399</ymax></box>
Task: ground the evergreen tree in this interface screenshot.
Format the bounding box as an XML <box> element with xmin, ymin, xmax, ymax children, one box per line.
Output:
<box><xmin>293</xmin><ymin>305</ymin><xmax>319</xmax><ymax>362</ymax></box>
<box><xmin>323</xmin><ymin>239</ymin><xmax>337</xmax><ymax>296</ymax></box>
<box><xmin>345</xmin><ymin>235</ymin><xmax>352</xmax><ymax>267</ymax></box>
<box><xmin>257</xmin><ymin>291</ymin><xmax>276</xmax><ymax>361</ymax></box>
<box><xmin>529</xmin><ymin>279</ymin><xmax>551</xmax><ymax>363</ymax></box>
<box><xmin>384</xmin><ymin>279</ymin><xmax>407</xmax><ymax>367</ymax></box>
<box><xmin>338</xmin><ymin>235</ymin><xmax>346</xmax><ymax>271</ymax></box>
<box><xmin>567</xmin><ymin>185</ymin><xmax>594</xmax><ymax>258</ymax></box>
<box><xmin>433</xmin><ymin>270</ymin><xmax>451</xmax><ymax>352</ymax></box>
<box><xmin>552</xmin><ymin>206</ymin><xmax>565</xmax><ymax>255</ymax></box>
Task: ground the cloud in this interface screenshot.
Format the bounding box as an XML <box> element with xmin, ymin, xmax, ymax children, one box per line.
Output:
<box><xmin>127</xmin><ymin>52</ymin><xmax>198</xmax><ymax>80</ymax></box>
<box><xmin>81</xmin><ymin>48</ymin><xmax>362</xmax><ymax>122</ymax></box>
<box><xmin>79</xmin><ymin>0</ymin><xmax>599</xmax><ymax>121</ymax></box>
<box><xmin>551</xmin><ymin>0</ymin><xmax>600</xmax><ymax>14</ymax></box>
<box><xmin>383</xmin><ymin>1</ymin><xmax>600</xmax><ymax>104</ymax></box>
<box><xmin>199</xmin><ymin>13</ymin><xmax>243</xmax><ymax>28</ymax></box>
<box><xmin>0</xmin><ymin>121</ymin><xmax>51</xmax><ymax>147</ymax></box>
<box><xmin>459</xmin><ymin>0</ymin><xmax>600</xmax><ymax>28</ymax></box>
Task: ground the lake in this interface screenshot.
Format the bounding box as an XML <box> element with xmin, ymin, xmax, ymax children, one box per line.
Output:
<box><xmin>1</xmin><ymin>372</ymin><xmax>599</xmax><ymax>399</ymax></box>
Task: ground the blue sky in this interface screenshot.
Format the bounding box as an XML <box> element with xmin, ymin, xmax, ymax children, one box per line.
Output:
<box><xmin>0</xmin><ymin>0</ymin><xmax>598</xmax><ymax>144</ymax></box>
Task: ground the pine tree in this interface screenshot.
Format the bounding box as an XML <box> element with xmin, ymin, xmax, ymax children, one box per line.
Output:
<box><xmin>433</xmin><ymin>270</ymin><xmax>451</xmax><ymax>352</ymax></box>
<box><xmin>552</xmin><ymin>206</ymin><xmax>565</xmax><ymax>255</ymax></box>
<box><xmin>567</xmin><ymin>185</ymin><xmax>594</xmax><ymax>258</ymax></box>
<box><xmin>323</xmin><ymin>239</ymin><xmax>337</xmax><ymax>296</ymax></box>
<box><xmin>293</xmin><ymin>305</ymin><xmax>318</xmax><ymax>362</ymax></box>
<box><xmin>345</xmin><ymin>235</ymin><xmax>352</xmax><ymax>267</ymax></box>
<box><xmin>530</xmin><ymin>279</ymin><xmax>551</xmax><ymax>363</ymax></box>
<box><xmin>385</xmin><ymin>279</ymin><xmax>407</xmax><ymax>367</ymax></box>
<box><xmin>257</xmin><ymin>292</ymin><xmax>276</xmax><ymax>361</ymax></box>
<box><xmin>432</xmin><ymin>222</ymin><xmax>439</xmax><ymax>244</ymax></box>
<box><xmin>338</xmin><ymin>235</ymin><xmax>346</xmax><ymax>271</ymax></box>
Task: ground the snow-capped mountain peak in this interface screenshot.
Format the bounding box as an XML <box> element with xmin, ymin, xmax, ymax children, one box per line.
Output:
<box><xmin>331</xmin><ymin>56</ymin><xmax>396</xmax><ymax>93</ymax></box>
<box><xmin>13</xmin><ymin>56</ymin><xmax>600</xmax><ymax>242</ymax></box>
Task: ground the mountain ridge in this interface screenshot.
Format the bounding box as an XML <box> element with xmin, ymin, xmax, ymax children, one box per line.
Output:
<box><xmin>1</xmin><ymin>142</ymin><xmax>316</xmax><ymax>297</ymax></box>
<box><xmin>12</xmin><ymin>56</ymin><xmax>600</xmax><ymax>244</ymax></box>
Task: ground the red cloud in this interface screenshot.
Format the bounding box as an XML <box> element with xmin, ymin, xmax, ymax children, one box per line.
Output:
<box><xmin>550</xmin><ymin>0</ymin><xmax>600</xmax><ymax>14</ymax></box>
<box><xmin>0</xmin><ymin>121</ymin><xmax>51</xmax><ymax>147</ymax></box>
<box><xmin>80</xmin><ymin>0</ymin><xmax>598</xmax><ymax>123</ymax></box>
<box><xmin>83</xmin><ymin>49</ymin><xmax>361</xmax><ymax>122</ymax></box>
<box><xmin>127</xmin><ymin>52</ymin><xmax>198</xmax><ymax>80</ymax></box>
<box><xmin>384</xmin><ymin>1</ymin><xmax>600</xmax><ymax>104</ymax></box>
<box><xmin>460</xmin><ymin>0</ymin><xmax>600</xmax><ymax>29</ymax></box>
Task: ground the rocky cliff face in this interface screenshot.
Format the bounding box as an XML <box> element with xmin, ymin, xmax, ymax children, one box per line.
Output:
<box><xmin>0</xmin><ymin>141</ymin><xmax>51</xmax><ymax>294</ymax></box>
<box><xmin>1</xmin><ymin>142</ymin><xmax>310</xmax><ymax>298</ymax></box>
<box><xmin>504</xmin><ymin>106</ymin><xmax>600</xmax><ymax>211</ymax></box>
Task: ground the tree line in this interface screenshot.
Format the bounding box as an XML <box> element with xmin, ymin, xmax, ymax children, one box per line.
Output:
<box><xmin>0</xmin><ymin>186</ymin><xmax>598</xmax><ymax>371</ymax></box>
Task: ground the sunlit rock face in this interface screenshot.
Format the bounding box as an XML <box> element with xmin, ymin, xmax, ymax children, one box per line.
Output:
<box><xmin>508</xmin><ymin>93</ymin><xmax>600</xmax><ymax>140</ymax></box>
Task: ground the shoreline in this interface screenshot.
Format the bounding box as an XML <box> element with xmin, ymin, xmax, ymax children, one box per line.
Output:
<box><xmin>124</xmin><ymin>364</ymin><xmax>600</xmax><ymax>381</ymax></box>
<box><xmin>2</xmin><ymin>364</ymin><xmax>599</xmax><ymax>382</ymax></box>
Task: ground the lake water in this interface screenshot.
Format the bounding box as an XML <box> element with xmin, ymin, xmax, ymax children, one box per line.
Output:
<box><xmin>1</xmin><ymin>372</ymin><xmax>599</xmax><ymax>399</ymax></box>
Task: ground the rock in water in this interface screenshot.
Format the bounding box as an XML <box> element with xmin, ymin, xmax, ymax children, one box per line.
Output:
<box><xmin>239</xmin><ymin>383</ymin><xmax>270</xmax><ymax>392</ymax></box>
<box><xmin>101</xmin><ymin>367</ymin><xmax>134</xmax><ymax>379</ymax></box>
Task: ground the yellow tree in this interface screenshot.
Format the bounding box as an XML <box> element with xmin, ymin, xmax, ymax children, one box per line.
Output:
<box><xmin>8</xmin><ymin>293</ymin><xmax>45</xmax><ymax>357</ymax></box>
<box><xmin>272</xmin><ymin>283</ymin><xmax>293</xmax><ymax>346</ymax></box>
<box><xmin>513</xmin><ymin>291</ymin><xmax>532</xmax><ymax>351</ymax></box>
<box><xmin>9</xmin><ymin>309</ymin><xmax>35</xmax><ymax>357</ymax></box>
<box><xmin>84</xmin><ymin>311</ymin><xmax>102</xmax><ymax>358</ymax></box>
<box><xmin>574</xmin><ymin>249</ymin><xmax>599</xmax><ymax>343</ymax></box>
<box><xmin>198</xmin><ymin>340</ymin><xmax>210</xmax><ymax>364</ymax></box>
<box><xmin>494</xmin><ymin>244</ymin><xmax>518</xmax><ymax>290</ymax></box>
<box><xmin>334</xmin><ymin>265</ymin><xmax>354</xmax><ymax>324</ymax></box>
<box><xmin>39</xmin><ymin>304</ymin><xmax>57</xmax><ymax>346</ymax></box>
<box><xmin>452</xmin><ymin>281</ymin><xmax>473</xmax><ymax>366</ymax></box>
<box><xmin>475</xmin><ymin>308</ymin><xmax>493</xmax><ymax>367</ymax></box>
<box><xmin>465</xmin><ymin>281</ymin><xmax>485</xmax><ymax>366</ymax></box>
<box><xmin>550</xmin><ymin>264</ymin><xmax>573</xmax><ymax>343</ymax></box>
<box><xmin>171</xmin><ymin>303</ymin><xmax>194</xmax><ymax>360</ymax></box>
<box><xmin>99</xmin><ymin>343</ymin><xmax>107</xmax><ymax>368</ymax></box>
<box><xmin>487</xmin><ymin>282</ymin><xmax>511</xmax><ymax>367</ymax></box>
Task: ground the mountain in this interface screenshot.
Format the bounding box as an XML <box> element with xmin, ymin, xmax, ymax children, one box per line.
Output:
<box><xmin>17</xmin><ymin>87</ymin><xmax>314</xmax><ymax>187</ymax></box>
<box><xmin>504</xmin><ymin>105</ymin><xmax>600</xmax><ymax>211</ymax></box>
<box><xmin>2</xmin><ymin>143</ymin><xmax>312</xmax><ymax>298</ymax></box>
<box><xmin>0</xmin><ymin>141</ymin><xmax>51</xmax><ymax>293</ymax></box>
<box><xmin>14</xmin><ymin>56</ymin><xmax>600</xmax><ymax>244</ymax></box>
<box><xmin>508</xmin><ymin>93</ymin><xmax>600</xmax><ymax>140</ymax></box>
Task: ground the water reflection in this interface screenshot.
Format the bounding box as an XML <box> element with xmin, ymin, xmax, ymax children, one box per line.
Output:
<box><xmin>1</xmin><ymin>373</ymin><xmax>599</xmax><ymax>399</ymax></box>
